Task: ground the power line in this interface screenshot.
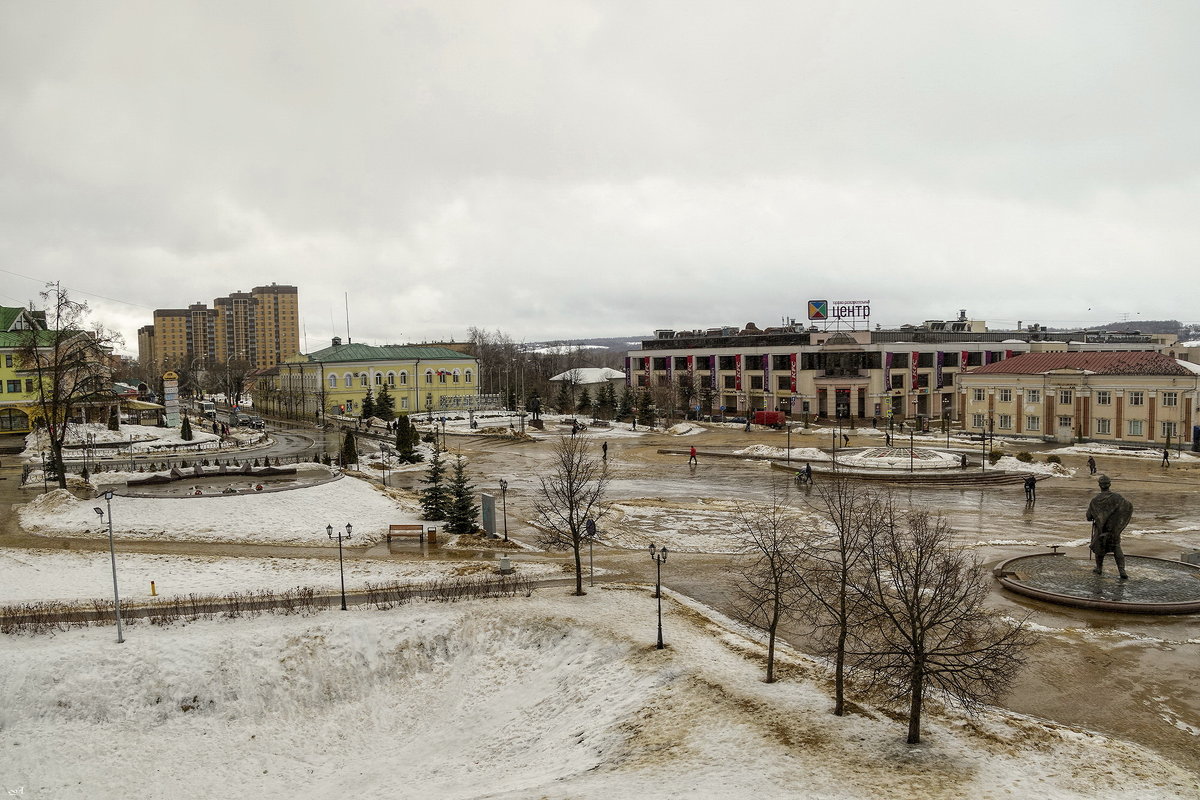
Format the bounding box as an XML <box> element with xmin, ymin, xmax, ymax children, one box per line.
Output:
<box><xmin>0</xmin><ymin>267</ymin><xmax>155</xmax><ymax>310</ymax></box>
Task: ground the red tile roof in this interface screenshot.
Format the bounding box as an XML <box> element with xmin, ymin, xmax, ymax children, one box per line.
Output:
<box><xmin>966</xmin><ymin>351</ymin><xmax>1193</xmax><ymax>376</ymax></box>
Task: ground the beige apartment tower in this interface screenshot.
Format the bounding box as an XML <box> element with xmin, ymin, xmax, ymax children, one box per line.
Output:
<box><xmin>139</xmin><ymin>284</ymin><xmax>299</xmax><ymax>372</ymax></box>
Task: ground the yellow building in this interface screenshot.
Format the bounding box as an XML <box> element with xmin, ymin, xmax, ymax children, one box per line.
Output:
<box><xmin>259</xmin><ymin>337</ymin><xmax>480</xmax><ymax>421</ymax></box>
<box><xmin>958</xmin><ymin>351</ymin><xmax>1199</xmax><ymax>446</ymax></box>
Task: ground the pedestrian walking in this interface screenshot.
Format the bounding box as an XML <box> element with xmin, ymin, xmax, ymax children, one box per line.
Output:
<box><xmin>960</xmin><ymin>453</ymin><xmax>968</xmax><ymax>469</ymax></box>
<box><xmin>744</xmin><ymin>418</ymin><xmax>751</xmax><ymax>433</ymax></box>
<box><xmin>1162</xmin><ymin>448</ymin><xmax>1170</xmax><ymax>467</ymax></box>
<box><xmin>804</xmin><ymin>461</ymin><xmax>813</xmax><ymax>484</ymax></box>
<box><xmin>1087</xmin><ymin>455</ymin><xmax>1097</xmax><ymax>475</ymax></box>
<box><xmin>602</xmin><ymin>441</ymin><xmax>608</xmax><ymax>461</ymax></box>
<box><xmin>1024</xmin><ymin>474</ymin><xmax>1037</xmax><ymax>502</ymax></box>
<box><xmin>688</xmin><ymin>446</ymin><xmax>697</xmax><ymax>466</ymax></box>
<box><xmin>841</xmin><ymin>433</ymin><xmax>849</xmax><ymax>446</ymax></box>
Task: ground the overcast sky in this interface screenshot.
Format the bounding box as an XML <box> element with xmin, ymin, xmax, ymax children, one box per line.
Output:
<box><xmin>2</xmin><ymin>1</ymin><xmax>1198</xmax><ymax>354</ymax></box>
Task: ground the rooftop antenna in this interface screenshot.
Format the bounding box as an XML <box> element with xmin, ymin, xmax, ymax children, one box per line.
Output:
<box><xmin>303</xmin><ymin>321</ymin><xmax>308</xmax><ymax>354</ymax></box>
<box><xmin>345</xmin><ymin>292</ymin><xmax>351</xmax><ymax>344</ymax></box>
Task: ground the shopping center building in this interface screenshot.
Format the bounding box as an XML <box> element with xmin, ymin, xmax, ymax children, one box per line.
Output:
<box><xmin>625</xmin><ymin>312</ymin><xmax>1176</xmax><ymax>426</ymax></box>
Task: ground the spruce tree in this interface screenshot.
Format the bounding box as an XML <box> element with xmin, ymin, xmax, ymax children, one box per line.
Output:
<box><xmin>180</xmin><ymin>414</ymin><xmax>193</xmax><ymax>441</ymax></box>
<box><xmin>577</xmin><ymin>387</ymin><xmax>592</xmax><ymax>414</ymax></box>
<box><xmin>340</xmin><ymin>430</ymin><xmax>359</xmax><ymax>468</ymax></box>
<box><xmin>445</xmin><ymin>455</ymin><xmax>479</xmax><ymax>535</ymax></box>
<box><xmin>598</xmin><ymin>382</ymin><xmax>617</xmax><ymax>420</ymax></box>
<box><xmin>555</xmin><ymin>381</ymin><xmax>573</xmax><ymax>414</ymax></box>
<box><xmin>361</xmin><ymin>388</ymin><xmax>376</xmax><ymax>419</ymax></box>
<box><xmin>617</xmin><ymin>386</ymin><xmax>633</xmax><ymax>420</ymax></box>
<box><xmin>375</xmin><ymin>384</ymin><xmax>395</xmax><ymax>421</ymax></box>
<box><xmin>420</xmin><ymin>450</ymin><xmax>449</xmax><ymax>520</ymax></box>
<box><xmin>637</xmin><ymin>391</ymin><xmax>656</xmax><ymax>428</ymax></box>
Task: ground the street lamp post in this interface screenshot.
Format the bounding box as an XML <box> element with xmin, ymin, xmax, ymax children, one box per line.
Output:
<box><xmin>910</xmin><ymin>430</ymin><xmax>915</xmax><ymax>473</ymax></box>
<box><xmin>498</xmin><ymin>478</ymin><xmax>509</xmax><ymax>541</ymax></box>
<box><xmin>326</xmin><ymin>522</ymin><xmax>353</xmax><ymax>610</ymax></box>
<box><xmin>649</xmin><ymin>543</ymin><xmax>669</xmax><ymax>649</ymax></box>
<box><xmin>786</xmin><ymin>423</ymin><xmax>792</xmax><ymax>463</ymax></box>
<box><xmin>92</xmin><ymin>490</ymin><xmax>125</xmax><ymax>643</ymax></box>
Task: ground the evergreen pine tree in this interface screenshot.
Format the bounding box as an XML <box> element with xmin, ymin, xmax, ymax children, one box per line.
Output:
<box><xmin>598</xmin><ymin>382</ymin><xmax>617</xmax><ymax>420</ymax></box>
<box><xmin>180</xmin><ymin>414</ymin><xmax>193</xmax><ymax>441</ymax></box>
<box><xmin>445</xmin><ymin>455</ymin><xmax>479</xmax><ymax>535</ymax></box>
<box><xmin>420</xmin><ymin>450</ymin><xmax>449</xmax><ymax>520</ymax></box>
<box><xmin>555</xmin><ymin>381</ymin><xmax>573</xmax><ymax>413</ymax></box>
<box><xmin>577</xmin><ymin>387</ymin><xmax>592</xmax><ymax>414</ymax></box>
<box><xmin>376</xmin><ymin>384</ymin><xmax>395</xmax><ymax>421</ymax></box>
<box><xmin>617</xmin><ymin>386</ymin><xmax>633</xmax><ymax>420</ymax></box>
<box><xmin>340</xmin><ymin>430</ymin><xmax>359</xmax><ymax>468</ymax></box>
<box><xmin>637</xmin><ymin>391</ymin><xmax>656</xmax><ymax>428</ymax></box>
<box><xmin>361</xmin><ymin>388</ymin><xmax>376</xmax><ymax>419</ymax></box>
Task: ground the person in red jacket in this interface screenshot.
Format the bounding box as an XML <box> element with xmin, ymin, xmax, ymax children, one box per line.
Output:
<box><xmin>688</xmin><ymin>446</ymin><xmax>697</xmax><ymax>465</ymax></box>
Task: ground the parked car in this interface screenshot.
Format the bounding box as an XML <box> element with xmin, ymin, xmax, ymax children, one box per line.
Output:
<box><xmin>245</xmin><ymin>416</ymin><xmax>265</xmax><ymax>429</ymax></box>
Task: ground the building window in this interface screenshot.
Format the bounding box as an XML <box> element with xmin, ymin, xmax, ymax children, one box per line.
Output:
<box><xmin>971</xmin><ymin>413</ymin><xmax>985</xmax><ymax>428</ymax></box>
<box><xmin>777</xmin><ymin>376</ymin><xmax>790</xmax><ymax>390</ymax></box>
<box><xmin>400</xmin><ymin>397</ymin><xmax>408</xmax><ymax>410</ymax></box>
<box><xmin>465</xmin><ymin>370</ymin><xmax>472</xmax><ymax>384</ymax></box>
<box><xmin>1162</xmin><ymin>421</ymin><xmax>1178</xmax><ymax>439</ymax></box>
<box><xmin>360</xmin><ymin>374</ymin><xmax>368</xmax><ymax>387</ymax></box>
<box><xmin>972</xmin><ymin>389</ymin><xmax>985</xmax><ymax>402</ymax></box>
<box><xmin>1161</xmin><ymin>391</ymin><xmax>1178</xmax><ymax>407</ymax></box>
<box><xmin>1127</xmin><ymin>391</ymin><xmax>1144</xmax><ymax>406</ymax></box>
<box><xmin>1058</xmin><ymin>416</ymin><xmax>1073</xmax><ymax>429</ymax></box>
<box><xmin>344</xmin><ymin>374</ymin><xmax>352</xmax><ymax>388</ymax></box>
<box><xmin>998</xmin><ymin>389</ymin><xmax>1012</xmax><ymax>403</ymax></box>
<box><xmin>425</xmin><ymin>369</ymin><xmax>433</xmax><ymax>384</ymax></box>
<box><xmin>1026</xmin><ymin>415</ymin><xmax>1041</xmax><ymax>431</ymax></box>
<box><xmin>1026</xmin><ymin>389</ymin><xmax>1040</xmax><ymax>403</ymax></box>
<box><xmin>374</xmin><ymin>373</ymin><xmax>382</xmax><ymax>385</ymax></box>
<box><xmin>24</xmin><ymin>379</ymin><xmax>33</xmax><ymax>392</ymax></box>
<box><xmin>1128</xmin><ymin>419</ymin><xmax>1144</xmax><ymax>436</ymax></box>
<box><xmin>328</xmin><ymin>375</ymin><xmax>337</xmax><ymax>389</ymax></box>
<box><xmin>1096</xmin><ymin>418</ymin><xmax>1111</xmax><ymax>435</ymax></box>
<box><xmin>891</xmin><ymin>374</ymin><xmax>904</xmax><ymax>390</ymax></box>
<box><xmin>998</xmin><ymin>414</ymin><xmax>1013</xmax><ymax>429</ymax></box>
<box><xmin>5</xmin><ymin>380</ymin><xmax>18</xmax><ymax>393</ymax></box>
<box><xmin>439</xmin><ymin>371</ymin><xmax>447</xmax><ymax>384</ymax></box>
<box><xmin>750</xmin><ymin>375</ymin><xmax>763</xmax><ymax>390</ymax></box>
<box><xmin>4</xmin><ymin>355</ymin><xmax>10</xmax><ymax>368</ymax></box>
<box><xmin>386</xmin><ymin>372</ymin><xmax>395</xmax><ymax>386</ymax></box>
<box><xmin>399</xmin><ymin>371</ymin><xmax>407</xmax><ymax>385</ymax></box>
<box><xmin>1058</xmin><ymin>390</ymin><xmax>1072</xmax><ymax>405</ymax></box>
<box><xmin>1095</xmin><ymin>391</ymin><xmax>1111</xmax><ymax>405</ymax></box>
<box><xmin>723</xmin><ymin>375</ymin><xmax>736</xmax><ymax>389</ymax></box>
<box><xmin>453</xmin><ymin>370</ymin><xmax>460</xmax><ymax>383</ymax></box>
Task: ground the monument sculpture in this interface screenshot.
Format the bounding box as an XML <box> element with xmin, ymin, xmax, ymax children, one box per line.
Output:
<box><xmin>1086</xmin><ymin>475</ymin><xmax>1133</xmax><ymax>580</ymax></box>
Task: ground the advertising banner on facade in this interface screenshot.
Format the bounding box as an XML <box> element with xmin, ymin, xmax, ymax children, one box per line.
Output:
<box><xmin>961</xmin><ymin>350</ymin><xmax>969</xmax><ymax>373</ymax></box>
<box><xmin>789</xmin><ymin>353</ymin><xmax>797</xmax><ymax>393</ymax></box>
<box><xmin>710</xmin><ymin>355</ymin><xmax>718</xmax><ymax>394</ymax></box>
<box><xmin>936</xmin><ymin>351</ymin><xmax>944</xmax><ymax>389</ymax></box>
<box><xmin>762</xmin><ymin>354</ymin><xmax>770</xmax><ymax>393</ymax></box>
<box><xmin>734</xmin><ymin>354</ymin><xmax>743</xmax><ymax>392</ymax></box>
<box><xmin>884</xmin><ymin>352</ymin><xmax>892</xmax><ymax>389</ymax></box>
<box><xmin>643</xmin><ymin>356</ymin><xmax>651</xmax><ymax>387</ymax></box>
<box><xmin>624</xmin><ymin>356</ymin><xmax>631</xmax><ymax>387</ymax></box>
<box><xmin>911</xmin><ymin>351</ymin><xmax>919</xmax><ymax>391</ymax></box>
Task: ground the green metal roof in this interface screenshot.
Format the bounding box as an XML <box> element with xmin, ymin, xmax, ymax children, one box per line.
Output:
<box><xmin>302</xmin><ymin>343</ymin><xmax>473</xmax><ymax>364</ymax></box>
<box><xmin>0</xmin><ymin>329</ymin><xmax>62</xmax><ymax>349</ymax></box>
<box><xmin>0</xmin><ymin>307</ymin><xmax>21</xmax><ymax>332</ymax></box>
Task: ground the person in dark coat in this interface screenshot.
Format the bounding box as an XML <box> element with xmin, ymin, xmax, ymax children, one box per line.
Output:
<box><xmin>1087</xmin><ymin>455</ymin><xmax>1097</xmax><ymax>475</ymax></box>
<box><xmin>1088</xmin><ymin>475</ymin><xmax>1133</xmax><ymax>579</ymax></box>
<box><xmin>804</xmin><ymin>461</ymin><xmax>813</xmax><ymax>484</ymax></box>
<box><xmin>1024</xmin><ymin>474</ymin><xmax>1036</xmax><ymax>502</ymax></box>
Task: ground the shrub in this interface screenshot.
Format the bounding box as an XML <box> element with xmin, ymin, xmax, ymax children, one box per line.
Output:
<box><xmin>1015</xmin><ymin>451</ymin><xmax>1033</xmax><ymax>463</ymax></box>
<box><xmin>988</xmin><ymin>451</ymin><xmax>1003</xmax><ymax>465</ymax></box>
<box><xmin>1045</xmin><ymin>454</ymin><xmax>1062</xmax><ymax>464</ymax></box>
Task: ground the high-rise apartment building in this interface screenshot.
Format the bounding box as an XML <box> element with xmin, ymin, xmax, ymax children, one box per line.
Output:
<box><xmin>139</xmin><ymin>284</ymin><xmax>299</xmax><ymax>373</ymax></box>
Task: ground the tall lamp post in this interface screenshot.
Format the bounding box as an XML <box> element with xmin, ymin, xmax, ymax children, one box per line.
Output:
<box><xmin>498</xmin><ymin>478</ymin><xmax>509</xmax><ymax>541</ymax></box>
<box><xmin>585</xmin><ymin>518</ymin><xmax>598</xmax><ymax>587</ymax></box>
<box><xmin>649</xmin><ymin>543</ymin><xmax>669</xmax><ymax>650</ymax></box>
<box><xmin>92</xmin><ymin>490</ymin><xmax>125</xmax><ymax>643</ymax></box>
<box><xmin>326</xmin><ymin>522</ymin><xmax>353</xmax><ymax>610</ymax></box>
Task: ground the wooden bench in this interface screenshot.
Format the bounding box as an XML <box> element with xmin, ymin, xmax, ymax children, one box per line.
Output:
<box><xmin>387</xmin><ymin>524</ymin><xmax>427</xmax><ymax>543</ymax></box>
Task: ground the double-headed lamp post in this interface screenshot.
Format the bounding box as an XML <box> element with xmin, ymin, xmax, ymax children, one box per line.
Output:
<box><xmin>498</xmin><ymin>479</ymin><xmax>509</xmax><ymax>541</ymax></box>
<box><xmin>92</xmin><ymin>490</ymin><xmax>125</xmax><ymax>643</ymax></box>
<box><xmin>326</xmin><ymin>523</ymin><xmax>353</xmax><ymax>610</ymax></box>
<box><xmin>649</xmin><ymin>543</ymin><xmax>669</xmax><ymax>650</ymax></box>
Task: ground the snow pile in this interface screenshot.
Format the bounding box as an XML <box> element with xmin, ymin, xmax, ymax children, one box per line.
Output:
<box><xmin>0</xmin><ymin>548</ymin><xmax>562</xmax><ymax>605</ymax></box>
<box><xmin>666</xmin><ymin>422</ymin><xmax>703</xmax><ymax>436</ymax></box>
<box><xmin>734</xmin><ymin>444</ymin><xmax>831</xmax><ymax>461</ymax></box>
<box><xmin>1</xmin><ymin>589</ymin><xmax>1194</xmax><ymax>799</ymax></box>
<box><xmin>1046</xmin><ymin>443</ymin><xmax>1198</xmax><ymax>462</ymax></box>
<box><xmin>991</xmin><ymin>456</ymin><xmax>1074</xmax><ymax>477</ymax></box>
<box><xmin>17</xmin><ymin>476</ymin><xmax>423</xmax><ymax>546</ymax></box>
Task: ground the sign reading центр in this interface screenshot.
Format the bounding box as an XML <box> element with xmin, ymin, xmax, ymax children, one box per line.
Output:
<box><xmin>808</xmin><ymin>299</ymin><xmax>871</xmax><ymax>321</ymax></box>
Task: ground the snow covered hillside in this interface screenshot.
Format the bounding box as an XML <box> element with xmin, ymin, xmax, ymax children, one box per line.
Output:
<box><xmin>2</xmin><ymin>589</ymin><xmax>1193</xmax><ymax>799</ymax></box>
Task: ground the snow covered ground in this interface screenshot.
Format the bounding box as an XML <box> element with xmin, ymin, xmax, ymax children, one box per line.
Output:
<box><xmin>0</xmin><ymin>548</ymin><xmax>563</xmax><ymax>605</ymax></box>
<box><xmin>17</xmin><ymin>473</ymin><xmax>423</xmax><ymax>546</ymax></box>
<box><xmin>23</xmin><ymin>421</ymin><xmax>263</xmax><ymax>457</ymax></box>
<box><xmin>1046</xmin><ymin>442</ymin><xmax>1199</xmax><ymax>463</ymax></box>
<box><xmin>2</xmin><ymin>589</ymin><xmax>1194</xmax><ymax>799</ymax></box>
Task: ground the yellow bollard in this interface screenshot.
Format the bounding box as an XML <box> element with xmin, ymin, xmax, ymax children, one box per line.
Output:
<box><xmin>150</xmin><ymin>580</ymin><xmax>157</xmax><ymax>596</ymax></box>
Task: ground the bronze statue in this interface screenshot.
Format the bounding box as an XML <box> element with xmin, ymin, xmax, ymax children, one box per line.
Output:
<box><xmin>1086</xmin><ymin>475</ymin><xmax>1133</xmax><ymax>579</ymax></box>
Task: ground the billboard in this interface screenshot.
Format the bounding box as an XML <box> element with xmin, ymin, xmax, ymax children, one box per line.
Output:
<box><xmin>808</xmin><ymin>299</ymin><xmax>871</xmax><ymax>323</ymax></box>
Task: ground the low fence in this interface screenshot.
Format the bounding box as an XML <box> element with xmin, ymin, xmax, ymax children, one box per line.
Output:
<box><xmin>1</xmin><ymin>573</ymin><xmax>537</xmax><ymax>636</ymax></box>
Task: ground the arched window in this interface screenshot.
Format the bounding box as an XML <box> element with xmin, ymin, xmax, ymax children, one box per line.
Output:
<box><xmin>465</xmin><ymin>369</ymin><xmax>473</xmax><ymax>384</ymax></box>
<box><xmin>399</xmin><ymin>371</ymin><xmax>408</xmax><ymax>385</ymax></box>
<box><xmin>360</xmin><ymin>374</ymin><xmax>368</xmax><ymax>387</ymax></box>
<box><xmin>425</xmin><ymin>369</ymin><xmax>433</xmax><ymax>384</ymax></box>
<box><xmin>344</xmin><ymin>374</ymin><xmax>352</xmax><ymax>388</ymax></box>
<box><xmin>386</xmin><ymin>372</ymin><xmax>395</xmax><ymax>386</ymax></box>
<box><xmin>374</xmin><ymin>373</ymin><xmax>382</xmax><ymax>385</ymax></box>
<box><xmin>439</xmin><ymin>370</ymin><xmax>447</xmax><ymax>384</ymax></box>
<box><xmin>452</xmin><ymin>369</ymin><xmax>460</xmax><ymax>383</ymax></box>
<box><xmin>328</xmin><ymin>374</ymin><xmax>337</xmax><ymax>389</ymax></box>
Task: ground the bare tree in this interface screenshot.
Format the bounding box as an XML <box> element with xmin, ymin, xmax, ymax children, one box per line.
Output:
<box><xmin>850</xmin><ymin>506</ymin><xmax>1034</xmax><ymax>744</ymax></box>
<box><xmin>797</xmin><ymin>476</ymin><xmax>876</xmax><ymax>716</ymax></box>
<box><xmin>16</xmin><ymin>284</ymin><xmax>120</xmax><ymax>489</ymax></box>
<box><xmin>532</xmin><ymin>435</ymin><xmax>611</xmax><ymax>595</ymax></box>
<box><xmin>217</xmin><ymin>357</ymin><xmax>253</xmax><ymax>407</ymax></box>
<box><xmin>727</xmin><ymin>482</ymin><xmax>807</xmax><ymax>683</ymax></box>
